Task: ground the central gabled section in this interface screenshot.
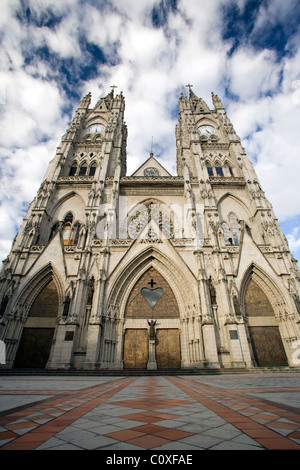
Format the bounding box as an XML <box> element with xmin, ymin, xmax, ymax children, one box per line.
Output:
<box><xmin>131</xmin><ymin>154</ymin><xmax>172</xmax><ymax>177</ymax></box>
<box><xmin>125</xmin><ymin>267</ymin><xmax>179</xmax><ymax>319</ymax></box>
<box><xmin>124</xmin><ymin>267</ymin><xmax>181</xmax><ymax>370</ymax></box>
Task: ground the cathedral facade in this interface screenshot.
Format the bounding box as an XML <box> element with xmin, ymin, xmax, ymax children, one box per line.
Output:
<box><xmin>1</xmin><ymin>88</ymin><xmax>300</xmax><ymax>371</ymax></box>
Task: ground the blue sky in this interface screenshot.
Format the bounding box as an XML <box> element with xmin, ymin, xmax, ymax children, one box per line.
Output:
<box><xmin>1</xmin><ymin>0</ymin><xmax>300</xmax><ymax>264</ymax></box>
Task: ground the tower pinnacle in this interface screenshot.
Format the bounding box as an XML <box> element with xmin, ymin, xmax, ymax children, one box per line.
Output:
<box><xmin>186</xmin><ymin>83</ymin><xmax>194</xmax><ymax>97</ymax></box>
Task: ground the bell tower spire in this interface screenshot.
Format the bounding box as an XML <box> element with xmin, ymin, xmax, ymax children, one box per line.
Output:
<box><xmin>185</xmin><ymin>83</ymin><xmax>194</xmax><ymax>97</ymax></box>
<box><xmin>174</xmin><ymin>87</ymin><xmax>300</xmax><ymax>368</ymax></box>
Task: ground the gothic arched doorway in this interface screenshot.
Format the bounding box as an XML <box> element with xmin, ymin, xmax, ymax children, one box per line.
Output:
<box><xmin>244</xmin><ymin>279</ymin><xmax>288</xmax><ymax>367</ymax></box>
<box><xmin>14</xmin><ymin>279</ymin><xmax>59</xmax><ymax>368</ymax></box>
<box><xmin>123</xmin><ymin>267</ymin><xmax>181</xmax><ymax>369</ymax></box>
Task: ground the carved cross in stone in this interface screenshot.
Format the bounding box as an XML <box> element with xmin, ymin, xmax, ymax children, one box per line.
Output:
<box><xmin>148</xmin><ymin>279</ymin><xmax>156</xmax><ymax>288</ymax></box>
<box><xmin>186</xmin><ymin>84</ymin><xmax>193</xmax><ymax>93</ymax></box>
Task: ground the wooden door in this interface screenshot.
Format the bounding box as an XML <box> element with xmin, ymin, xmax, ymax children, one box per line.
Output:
<box><xmin>248</xmin><ymin>326</ymin><xmax>288</xmax><ymax>367</ymax></box>
<box><xmin>14</xmin><ymin>328</ymin><xmax>55</xmax><ymax>369</ymax></box>
<box><xmin>156</xmin><ymin>329</ymin><xmax>181</xmax><ymax>369</ymax></box>
<box><xmin>123</xmin><ymin>329</ymin><xmax>149</xmax><ymax>369</ymax></box>
<box><xmin>14</xmin><ymin>280</ymin><xmax>59</xmax><ymax>369</ymax></box>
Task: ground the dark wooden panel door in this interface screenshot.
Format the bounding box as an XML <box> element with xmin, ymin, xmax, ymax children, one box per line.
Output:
<box><xmin>156</xmin><ymin>329</ymin><xmax>181</xmax><ymax>369</ymax></box>
<box><xmin>14</xmin><ymin>328</ymin><xmax>55</xmax><ymax>369</ymax></box>
<box><xmin>123</xmin><ymin>329</ymin><xmax>149</xmax><ymax>369</ymax></box>
<box><xmin>248</xmin><ymin>326</ymin><xmax>288</xmax><ymax>367</ymax></box>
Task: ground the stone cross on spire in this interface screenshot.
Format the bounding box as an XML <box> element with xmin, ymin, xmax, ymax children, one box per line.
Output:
<box><xmin>110</xmin><ymin>85</ymin><xmax>117</xmax><ymax>96</ymax></box>
<box><xmin>186</xmin><ymin>84</ymin><xmax>193</xmax><ymax>96</ymax></box>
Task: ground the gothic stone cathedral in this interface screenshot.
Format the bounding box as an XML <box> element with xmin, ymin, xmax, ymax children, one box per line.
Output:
<box><xmin>1</xmin><ymin>88</ymin><xmax>300</xmax><ymax>371</ymax></box>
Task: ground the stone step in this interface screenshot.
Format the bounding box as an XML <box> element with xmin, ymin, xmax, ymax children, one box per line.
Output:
<box><xmin>0</xmin><ymin>366</ymin><xmax>299</xmax><ymax>376</ymax></box>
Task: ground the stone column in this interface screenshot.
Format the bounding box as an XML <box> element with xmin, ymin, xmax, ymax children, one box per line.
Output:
<box><xmin>195</xmin><ymin>251</ymin><xmax>220</xmax><ymax>368</ymax></box>
<box><xmin>114</xmin><ymin>318</ymin><xmax>124</xmax><ymax>369</ymax></box>
<box><xmin>202</xmin><ymin>321</ymin><xmax>220</xmax><ymax>368</ymax></box>
<box><xmin>85</xmin><ymin>323</ymin><xmax>102</xmax><ymax>369</ymax></box>
<box><xmin>147</xmin><ymin>320</ymin><xmax>157</xmax><ymax>369</ymax></box>
<box><xmin>237</xmin><ymin>323</ymin><xmax>253</xmax><ymax>367</ymax></box>
<box><xmin>147</xmin><ymin>339</ymin><xmax>157</xmax><ymax>370</ymax></box>
<box><xmin>48</xmin><ymin>324</ymin><xmax>77</xmax><ymax>370</ymax></box>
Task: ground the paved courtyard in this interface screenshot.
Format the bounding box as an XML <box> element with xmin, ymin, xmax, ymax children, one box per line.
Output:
<box><xmin>0</xmin><ymin>372</ymin><xmax>300</xmax><ymax>451</ymax></box>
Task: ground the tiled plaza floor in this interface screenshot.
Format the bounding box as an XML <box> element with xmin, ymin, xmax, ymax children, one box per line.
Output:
<box><xmin>0</xmin><ymin>373</ymin><xmax>300</xmax><ymax>450</ymax></box>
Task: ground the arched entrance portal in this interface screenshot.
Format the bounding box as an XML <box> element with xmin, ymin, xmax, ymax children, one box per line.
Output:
<box><xmin>123</xmin><ymin>267</ymin><xmax>181</xmax><ymax>369</ymax></box>
<box><xmin>244</xmin><ymin>279</ymin><xmax>288</xmax><ymax>367</ymax></box>
<box><xmin>14</xmin><ymin>280</ymin><xmax>59</xmax><ymax>368</ymax></box>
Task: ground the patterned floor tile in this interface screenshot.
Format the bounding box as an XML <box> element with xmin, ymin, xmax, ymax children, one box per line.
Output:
<box><xmin>125</xmin><ymin>434</ymin><xmax>171</xmax><ymax>449</ymax></box>
<box><xmin>0</xmin><ymin>373</ymin><xmax>300</xmax><ymax>450</ymax></box>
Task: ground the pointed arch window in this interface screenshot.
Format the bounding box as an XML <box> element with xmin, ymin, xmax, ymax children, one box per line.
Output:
<box><xmin>229</xmin><ymin>213</ymin><xmax>240</xmax><ymax>245</ymax></box>
<box><xmin>222</xmin><ymin>214</ymin><xmax>241</xmax><ymax>245</ymax></box>
<box><xmin>69</xmin><ymin>163</ymin><xmax>77</xmax><ymax>176</ymax></box>
<box><xmin>62</xmin><ymin>212</ymin><xmax>81</xmax><ymax>246</ymax></box>
<box><xmin>89</xmin><ymin>163</ymin><xmax>97</xmax><ymax>176</ymax></box>
<box><xmin>70</xmin><ymin>221</ymin><xmax>81</xmax><ymax>246</ymax></box>
<box><xmin>62</xmin><ymin>224</ymin><xmax>72</xmax><ymax>246</ymax></box>
<box><xmin>79</xmin><ymin>163</ymin><xmax>87</xmax><ymax>176</ymax></box>
<box><xmin>206</xmin><ymin>163</ymin><xmax>214</xmax><ymax>177</ymax></box>
<box><xmin>222</xmin><ymin>222</ymin><xmax>232</xmax><ymax>245</ymax></box>
<box><xmin>224</xmin><ymin>163</ymin><xmax>233</xmax><ymax>177</ymax></box>
<box><xmin>64</xmin><ymin>212</ymin><xmax>73</xmax><ymax>224</ymax></box>
<box><xmin>215</xmin><ymin>163</ymin><xmax>224</xmax><ymax>176</ymax></box>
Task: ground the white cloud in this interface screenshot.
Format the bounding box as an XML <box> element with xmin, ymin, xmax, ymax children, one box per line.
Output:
<box><xmin>251</xmin><ymin>0</ymin><xmax>300</xmax><ymax>35</ymax></box>
<box><xmin>81</xmin><ymin>0</ymin><xmax>231</xmax><ymax>176</ymax></box>
<box><xmin>287</xmin><ymin>227</ymin><xmax>300</xmax><ymax>253</ymax></box>
<box><xmin>229</xmin><ymin>98</ymin><xmax>300</xmax><ymax>221</ymax></box>
<box><xmin>82</xmin><ymin>6</ymin><xmax>124</xmax><ymax>54</ymax></box>
<box><xmin>34</xmin><ymin>22</ymin><xmax>81</xmax><ymax>59</ymax></box>
<box><xmin>110</xmin><ymin>0</ymin><xmax>155</xmax><ymax>22</ymax></box>
<box><xmin>0</xmin><ymin>10</ymin><xmax>27</xmax><ymax>70</ymax></box>
<box><xmin>227</xmin><ymin>32</ymin><xmax>300</xmax><ymax>223</ymax></box>
<box><xmin>27</xmin><ymin>0</ymin><xmax>75</xmax><ymax>18</ymax></box>
<box><xmin>0</xmin><ymin>71</ymin><xmax>65</xmax><ymax>148</ymax></box>
<box><xmin>229</xmin><ymin>48</ymin><xmax>281</xmax><ymax>100</ymax></box>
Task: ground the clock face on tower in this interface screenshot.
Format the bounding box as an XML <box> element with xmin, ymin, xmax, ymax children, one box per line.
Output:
<box><xmin>87</xmin><ymin>124</ymin><xmax>105</xmax><ymax>134</ymax></box>
<box><xmin>198</xmin><ymin>125</ymin><xmax>215</xmax><ymax>136</ymax></box>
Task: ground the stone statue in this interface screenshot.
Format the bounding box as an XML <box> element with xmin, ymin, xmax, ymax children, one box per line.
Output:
<box><xmin>148</xmin><ymin>320</ymin><xmax>157</xmax><ymax>339</ymax></box>
<box><xmin>87</xmin><ymin>277</ymin><xmax>95</xmax><ymax>306</ymax></box>
<box><xmin>208</xmin><ymin>277</ymin><xmax>217</xmax><ymax>306</ymax></box>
